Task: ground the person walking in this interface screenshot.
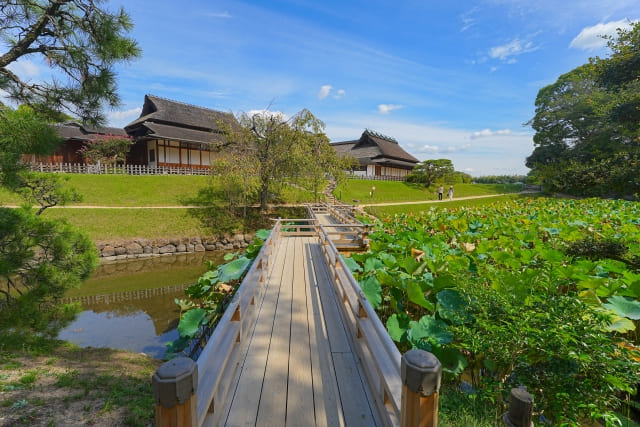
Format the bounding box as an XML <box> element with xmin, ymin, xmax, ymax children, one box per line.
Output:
<box><xmin>438</xmin><ymin>185</ymin><xmax>444</xmax><ymax>200</ymax></box>
<box><xmin>447</xmin><ymin>186</ymin><xmax>454</xmax><ymax>200</ymax></box>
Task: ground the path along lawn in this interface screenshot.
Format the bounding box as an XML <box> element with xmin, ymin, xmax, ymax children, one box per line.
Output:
<box><xmin>364</xmin><ymin>194</ymin><xmax>526</xmax><ymax>218</ymax></box>
<box><xmin>1</xmin><ymin>174</ymin><xmax>316</xmax><ymax>241</ymax></box>
<box><xmin>335</xmin><ymin>180</ymin><xmax>521</xmax><ymax>204</ymax></box>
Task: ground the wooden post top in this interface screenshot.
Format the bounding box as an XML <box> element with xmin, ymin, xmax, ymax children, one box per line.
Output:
<box><xmin>152</xmin><ymin>357</ymin><xmax>198</xmax><ymax>408</ymax></box>
<box><xmin>401</xmin><ymin>349</ymin><xmax>442</xmax><ymax>396</ymax></box>
<box><xmin>503</xmin><ymin>388</ymin><xmax>534</xmax><ymax>427</ymax></box>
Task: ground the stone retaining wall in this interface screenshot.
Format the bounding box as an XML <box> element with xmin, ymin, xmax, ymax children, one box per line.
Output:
<box><xmin>96</xmin><ymin>233</ymin><xmax>254</xmax><ymax>262</ymax></box>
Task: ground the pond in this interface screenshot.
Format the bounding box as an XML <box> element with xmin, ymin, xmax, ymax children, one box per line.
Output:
<box><xmin>58</xmin><ymin>251</ymin><xmax>228</xmax><ymax>359</ymax></box>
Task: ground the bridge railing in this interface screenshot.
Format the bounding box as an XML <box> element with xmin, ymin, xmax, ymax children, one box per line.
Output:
<box><xmin>152</xmin><ymin>220</ymin><xmax>280</xmax><ymax>426</ymax></box>
<box><xmin>152</xmin><ymin>218</ymin><xmax>441</xmax><ymax>427</ymax></box>
<box><xmin>317</xmin><ymin>225</ymin><xmax>404</xmax><ymax>426</ymax></box>
<box><xmin>306</xmin><ymin>202</ymin><xmax>369</xmax><ymax>250</ymax></box>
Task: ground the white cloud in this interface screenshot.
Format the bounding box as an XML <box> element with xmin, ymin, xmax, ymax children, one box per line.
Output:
<box><xmin>377</xmin><ymin>104</ymin><xmax>403</xmax><ymax>114</ymax></box>
<box><xmin>471</xmin><ymin>128</ymin><xmax>512</xmax><ymax>139</ymax></box>
<box><xmin>420</xmin><ymin>145</ymin><xmax>440</xmax><ymax>154</ymax></box>
<box><xmin>460</xmin><ymin>6</ymin><xmax>479</xmax><ymax>32</ymax></box>
<box><xmin>207</xmin><ymin>11</ymin><xmax>232</xmax><ymax>18</ymax></box>
<box><xmin>318</xmin><ymin>85</ymin><xmax>346</xmax><ymax>100</ymax></box>
<box><xmin>333</xmin><ymin>89</ymin><xmax>346</xmax><ymax>99</ymax></box>
<box><xmin>7</xmin><ymin>59</ymin><xmax>40</xmax><ymax>79</ymax></box>
<box><xmin>318</xmin><ymin>84</ymin><xmax>332</xmax><ymax>99</ymax></box>
<box><xmin>489</xmin><ymin>39</ymin><xmax>537</xmax><ymax>62</ymax></box>
<box><xmin>569</xmin><ymin>19</ymin><xmax>636</xmax><ymax>50</ymax></box>
<box><xmin>323</xmin><ymin>114</ymin><xmax>533</xmax><ymax>176</ymax></box>
<box><xmin>107</xmin><ymin>107</ymin><xmax>142</xmax><ymax>123</ymax></box>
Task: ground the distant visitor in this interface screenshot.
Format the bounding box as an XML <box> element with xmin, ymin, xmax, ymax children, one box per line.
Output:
<box><xmin>438</xmin><ymin>185</ymin><xmax>444</xmax><ymax>200</ymax></box>
<box><xmin>448</xmin><ymin>186</ymin><xmax>454</xmax><ymax>200</ymax></box>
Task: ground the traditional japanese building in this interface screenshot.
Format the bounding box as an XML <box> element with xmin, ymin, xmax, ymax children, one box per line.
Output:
<box><xmin>25</xmin><ymin>122</ymin><xmax>128</xmax><ymax>164</ymax></box>
<box><xmin>124</xmin><ymin>95</ymin><xmax>237</xmax><ymax>169</ymax></box>
<box><xmin>331</xmin><ymin>129</ymin><xmax>419</xmax><ymax>178</ymax></box>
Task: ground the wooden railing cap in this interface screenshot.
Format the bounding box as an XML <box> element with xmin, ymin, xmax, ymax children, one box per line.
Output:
<box><xmin>152</xmin><ymin>357</ymin><xmax>198</xmax><ymax>408</ymax></box>
<box><xmin>401</xmin><ymin>349</ymin><xmax>442</xmax><ymax>396</ymax></box>
<box><xmin>503</xmin><ymin>387</ymin><xmax>534</xmax><ymax>427</ymax></box>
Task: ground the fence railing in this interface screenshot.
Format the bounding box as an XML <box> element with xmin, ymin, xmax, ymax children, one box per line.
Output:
<box><xmin>27</xmin><ymin>162</ymin><xmax>210</xmax><ymax>176</ymax></box>
<box><xmin>346</xmin><ymin>173</ymin><xmax>407</xmax><ymax>182</ymax></box>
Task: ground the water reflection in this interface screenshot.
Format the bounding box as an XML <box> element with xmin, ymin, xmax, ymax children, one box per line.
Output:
<box><xmin>59</xmin><ymin>251</ymin><xmax>228</xmax><ymax>359</ymax></box>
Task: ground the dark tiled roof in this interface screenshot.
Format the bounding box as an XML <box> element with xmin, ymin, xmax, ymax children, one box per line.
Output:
<box><xmin>331</xmin><ymin>130</ymin><xmax>419</xmax><ymax>168</ymax></box>
<box><xmin>125</xmin><ymin>94</ymin><xmax>236</xmax><ymax>132</ymax></box>
<box><xmin>359</xmin><ymin>130</ymin><xmax>419</xmax><ymax>163</ymax></box>
<box><xmin>54</xmin><ymin>122</ymin><xmax>127</xmax><ymax>140</ymax></box>
<box><xmin>331</xmin><ymin>141</ymin><xmax>356</xmax><ymax>156</ymax></box>
<box><xmin>143</xmin><ymin>122</ymin><xmax>226</xmax><ymax>145</ymax></box>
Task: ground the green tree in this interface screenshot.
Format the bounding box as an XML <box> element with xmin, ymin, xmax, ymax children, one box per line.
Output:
<box><xmin>298</xmin><ymin>118</ymin><xmax>357</xmax><ymax>203</ymax></box>
<box><xmin>527</xmin><ymin>22</ymin><xmax>640</xmax><ymax>198</ymax></box>
<box><xmin>78</xmin><ymin>134</ymin><xmax>134</xmax><ymax>166</ymax></box>
<box><xmin>595</xmin><ymin>22</ymin><xmax>640</xmax><ymax>146</ymax></box>
<box><xmin>407</xmin><ymin>159</ymin><xmax>454</xmax><ymax>186</ymax></box>
<box><xmin>236</xmin><ymin>109</ymin><xmax>336</xmax><ymax>211</ymax></box>
<box><xmin>0</xmin><ymin>0</ymin><xmax>140</xmax><ymax>125</ymax></box>
<box><xmin>0</xmin><ymin>207</ymin><xmax>97</xmax><ymax>335</ymax></box>
<box><xmin>0</xmin><ymin>0</ymin><xmax>137</xmax><ymax>336</ymax></box>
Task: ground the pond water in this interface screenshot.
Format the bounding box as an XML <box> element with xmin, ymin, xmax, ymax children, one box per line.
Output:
<box><xmin>58</xmin><ymin>251</ymin><xmax>228</xmax><ymax>359</ymax></box>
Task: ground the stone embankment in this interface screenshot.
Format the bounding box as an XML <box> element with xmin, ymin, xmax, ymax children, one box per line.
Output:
<box><xmin>96</xmin><ymin>233</ymin><xmax>254</xmax><ymax>262</ymax></box>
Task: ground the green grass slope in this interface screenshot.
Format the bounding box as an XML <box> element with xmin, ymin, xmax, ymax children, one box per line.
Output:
<box><xmin>335</xmin><ymin>180</ymin><xmax>521</xmax><ymax>204</ymax></box>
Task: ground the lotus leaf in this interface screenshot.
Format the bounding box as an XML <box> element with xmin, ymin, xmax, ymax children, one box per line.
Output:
<box><xmin>177</xmin><ymin>308</ymin><xmax>206</xmax><ymax>338</ymax></box>
<box><xmin>218</xmin><ymin>256</ymin><xmax>252</xmax><ymax>283</ymax></box>
<box><xmin>409</xmin><ymin>315</ymin><xmax>452</xmax><ymax>347</ymax></box>
<box><xmin>406</xmin><ymin>280</ymin><xmax>434</xmax><ymax>311</ymax></box>
<box><xmin>386</xmin><ymin>313</ymin><xmax>411</xmax><ymax>343</ymax></box>
<box><xmin>364</xmin><ymin>257</ymin><xmax>384</xmax><ymax>272</ymax></box>
<box><xmin>224</xmin><ymin>251</ymin><xmax>238</xmax><ymax>261</ymax></box>
<box><xmin>602</xmin><ymin>296</ymin><xmax>640</xmax><ymax>320</ymax></box>
<box><xmin>342</xmin><ymin>255</ymin><xmax>362</xmax><ymax>273</ymax></box>
<box><xmin>606</xmin><ymin>316</ymin><xmax>636</xmax><ymax>333</ymax></box>
<box><xmin>431</xmin><ymin>346</ymin><xmax>468</xmax><ymax>376</ymax></box>
<box><xmin>436</xmin><ymin>289</ymin><xmax>472</xmax><ymax>324</ymax></box>
<box><xmin>256</xmin><ymin>229</ymin><xmax>271</xmax><ymax>240</ymax></box>
<box><xmin>359</xmin><ymin>275</ymin><xmax>382</xmax><ymax>309</ymax></box>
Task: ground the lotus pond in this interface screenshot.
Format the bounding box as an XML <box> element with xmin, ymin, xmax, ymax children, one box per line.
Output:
<box><xmin>346</xmin><ymin>197</ymin><xmax>640</xmax><ymax>425</ymax></box>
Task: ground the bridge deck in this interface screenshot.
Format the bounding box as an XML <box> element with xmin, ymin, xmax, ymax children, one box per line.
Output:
<box><xmin>219</xmin><ymin>236</ymin><xmax>381</xmax><ymax>426</ymax></box>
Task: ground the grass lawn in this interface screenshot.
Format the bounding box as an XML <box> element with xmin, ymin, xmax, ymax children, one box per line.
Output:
<box><xmin>335</xmin><ymin>180</ymin><xmax>522</xmax><ymax>204</ymax></box>
<box><xmin>0</xmin><ymin>174</ymin><xmax>213</xmax><ymax>206</ymax></box>
<box><xmin>41</xmin><ymin>208</ymin><xmax>209</xmax><ymax>241</ymax></box>
<box><xmin>365</xmin><ymin>194</ymin><xmax>526</xmax><ymax>218</ymax></box>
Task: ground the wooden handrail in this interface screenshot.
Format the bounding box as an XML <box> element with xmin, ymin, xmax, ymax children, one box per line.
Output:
<box><xmin>153</xmin><ymin>218</ymin><xmax>441</xmax><ymax>426</ymax></box>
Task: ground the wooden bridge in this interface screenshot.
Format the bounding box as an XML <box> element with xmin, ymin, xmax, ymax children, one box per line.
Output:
<box><xmin>152</xmin><ymin>205</ymin><xmax>442</xmax><ymax>427</ymax></box>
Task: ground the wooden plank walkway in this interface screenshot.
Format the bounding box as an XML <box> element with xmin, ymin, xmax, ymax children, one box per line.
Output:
<box><xmin>219</xmin><ymin>236</ymin><xmax>382</xmax><ymax>427</ymax></box>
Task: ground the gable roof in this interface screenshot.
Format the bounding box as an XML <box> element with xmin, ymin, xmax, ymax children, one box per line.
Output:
<box><xmin>331</xmin><ymin>130</ymin><xmax>419</xmax><ymax>168</ymax></box>
<box><xmin>124</xmin><ymin>94</ymin><xmax>237</xmax><ymax>145</ymax></box>
<box><xmin>55</xmin><ymin>122</ymin><xmax>128</xmax><ymax>140</ymax></box>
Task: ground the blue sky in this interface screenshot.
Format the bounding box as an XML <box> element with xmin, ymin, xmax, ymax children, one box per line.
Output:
<box><xmin>9</xmin><ymin>1</ymin><xmax>640</xmax><ymax>176</ymax></box>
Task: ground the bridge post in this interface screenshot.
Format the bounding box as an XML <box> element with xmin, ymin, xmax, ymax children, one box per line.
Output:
<box><xmin>401</xmin><ymin>349</ymin><xmax>442</xmax><ymax>427</ymax></box>
<box><xmin>503</xmin><ymin>388</ymin><xmax>534</xmax><ymax>427</ymax></box>
<box><xmin>152</xmin><ymin>357</ymin><xmax>198</xmax><ymax>427</ymax></box>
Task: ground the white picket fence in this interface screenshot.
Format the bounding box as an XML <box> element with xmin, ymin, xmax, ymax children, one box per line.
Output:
<box><xmin>27</xmin><ymin>162</ymin><xmax>211</xmax><ymax>176</ymax></box>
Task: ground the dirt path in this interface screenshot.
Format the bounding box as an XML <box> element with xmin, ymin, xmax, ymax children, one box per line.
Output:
<box><xmin>359</xmin><ymin>193</ymin><xmax>509</xmax><ymax>207</ymax></box>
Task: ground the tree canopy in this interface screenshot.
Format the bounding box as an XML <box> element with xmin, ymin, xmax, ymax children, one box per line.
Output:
<box><xmin>0</xmin><ymin>0</ymin><xmax>140</xmax><ymax>124</ymax></box>
<box><xmin>0</xmin><ymin>0</ymin><xmax>137</xmax><ymax>336</ymax></box>
<box><xmin>406</xmin><ymin>159</ymin><xmax>455</xmax><ymax>186</ymax></box>
<box><xmin>526</xmin><ymin>22</ymin><xmax>640</xmax><ymax>198</ymax></box>
<box><xmin>229</xmin><ymin>108</ymin><xmax>351</xmax><ymax>211</ymax></box>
